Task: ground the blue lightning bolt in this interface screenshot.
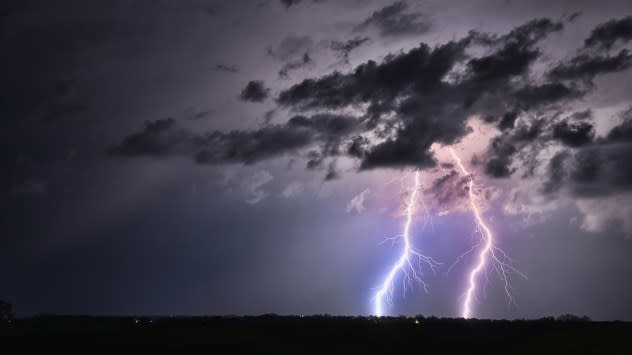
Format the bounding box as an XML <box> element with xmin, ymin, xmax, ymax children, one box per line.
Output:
<box><xmin>374</xmin><ymin>170</ymin><xmax>440</xmax><ymax>317</ymax></box>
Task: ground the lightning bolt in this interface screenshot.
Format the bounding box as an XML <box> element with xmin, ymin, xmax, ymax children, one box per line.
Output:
<box><xmin>449</xmin><ymin>147</ymin><xmax>526</xmax><ymax>319</ymax></box>
<box><xmin>374</xmin><ymin>170</ymin><xmax>440</xmax><ymax>317</ymax></box>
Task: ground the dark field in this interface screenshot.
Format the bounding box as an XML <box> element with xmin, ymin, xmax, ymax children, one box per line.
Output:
<box><xmin>1</xmin><ymin>315</ymin><xmax>631</xmax><ymax>354</ymax></box>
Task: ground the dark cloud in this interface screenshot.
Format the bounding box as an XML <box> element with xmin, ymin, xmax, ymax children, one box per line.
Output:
<box><xmin>542</xmin><ymin>150</ymin><xmax>570</xmax><ymax>194</ymax></box>
<box><xmin>465</xmin><ymin>40</ymin><xmax>538</xmax><ymax>84</ymax></box>
<box><xmin>279</xmin><ymin>52</ymin><xmax>312</xmax><ymax>78</ymax></box>
<box><xmin>485</xmin><ymin>140</ymin><xmax>517</xmax><ymax>178</ymax></box>
<box><xmin>287</xmin><ymin>113</ymin><xmax>360</xmax><ymax>136</ymax></box>
<box><xmin>268</xmin><ymin>35</ymin><xmax>313</xmax><ymax>61</ymax></box>
<box><xmin>552</xmin><ymin>121</ymin><xmax>595</xmax><ymax>147</ymax></box>
<box><xmin>566</xmin><ymin>11</ymin><xmax>582</xmax><ymax>23</ymax></box>
<box><xmin>425</xmin><ymin>170</ymin><xmax>468</xmax><ymax>206</ymax></box>
<box><xmin>513</xmin><ymin>82</ymin><xmax>582</xmax><ymax>107</ymax></box>
<box><xmin>281</xmin><ymin>0</ymin><xmax>325</xmax><ymax>9</ymax></box>
<box><xmin>195</xmin><ymin>125</ymin><xmax>313</xmax><ymax>164</ymax></box>
<box><xmin>195</xmin><ymin>113</ymin><xmax>359</xmax><ymax>165</ymax></box>
<box><xmin>188</xmin><ymin>110</ymin><xmax>214</xmax><ymax>121</ymax></box>
<box><xmin>569</xmin><ymin>143</ymin><xmax>632</xmax><ymax>197</ymax></box>
<box><xmin>480</xmin><ymin>18</ymin><xmax>632</xmax><ymax>181</ymax></box>
<box><xmin>347</xmin><ymin>136</ymin><xmax>369</xmax><ymax>158</ymax></box>
<box><xmin>278</xmin><ymin>37</ymin><xmax>471</xmax><ymax>110</ymax></box>
<box><xmin>355</xmin><ymin>1</ymin><xmax>431</xmax><ymax>37</ymax></box>
<box><xmin>268</xmin><ymin>36</ymin><xmax>316</xmax><ymax>78</ymax></box>
<box><xmin>330</xmin><ymin>37</ymin><xmax>370</xmax><ymax>64</ymax></box>
<box><xmin>280</xmin><ymin>0</ymin><xmax>302</xmax><ymax>8</ymax></box>
<box><xmin>108</xmin><ymin>118</ymin><xmax>191</xmax><ymax>157</ymax></box>
<box><xmin>213</xmin><ymin>64</ymin><xmax>239</xmax><ymax>73</ymax></box>
<box><xmin>540</xmin><ymin>107</ymin><xmax>632</xmax><ymax>197</ymax></box>
<box><xmin>240</xmin><ymin>81</ymin><xmax>270</xmax><ymax>102</ymax></box>
<box><xmin>305</xmin><ymin>150</ymin><xmax>323</xmax><ymax>169</ymax></box>
<box><xmin>566</xmin><ymin>109</ymin><xmax>593</xmax><ymax>121</ymax></box>
<box><xmin>483</xmin><ymin>106</ymin><xmax>601</xmax><ymax>180</ymax></box>
<box><xmin>113</xmin><ymin>17</ymin><xmax>628</xmax><ymax>187</ymax></box>
<box><xmin>548</xmin><ymin>50</ymin><xmax>632</xmax><ymax>81</ymax></box>
<box><xmin>361</xmin><ymin>134</ymin><xmax>439</xmax><ymax>169</ymax></box>
<box><xmin>483</xmin><ymin>118</ymin><xmax>545</xmax><ymax>178</ymax></box>
<box><xmin>498</xmin><ymin>111</ymin><xmax>519</xmax><ymax>131</ymax></box>
<box><xmin>279</xmin><ymin>18</ymin><xmax>564</xmax><ymax>170</ymax></box>
<box><xmin>584</xmin><ymin>16</ymin><xmax>632</xmax><ymax>49</ymax></box>
<box><xmin>111</xmin><ymin>114</ymin><xmax>360</xmax><ymax>168</ymax></box>
<box><xmin>324</xmin><ymin>161</ymin><xmax>339</xmax><ymax>180</ymax></box>
<box><xmin>486</xmin><ymin>103</ymin><xmax>620</xmax><ymax>183</ymax></box>
<box><xmin>280</xmin><ymin>0</ymin><xmax>323</xmax><ymax>8</ymax></box>
<box><xmin>465</xmin><ymin>19</ymin><xmax>563</xmax><ymax>84</ymax></box>
<box><xmin>263</xmin><ymin>109</ymin><xmax>276</xmax><ymax>125</ymax></box>
<box><xmin>606</xmin><ymin>107</ymin><xmax>632</xmax><ymax>142</ymax></box>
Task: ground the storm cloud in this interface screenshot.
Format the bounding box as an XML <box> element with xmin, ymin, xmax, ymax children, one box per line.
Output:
<box><xmin>112</xmin><ymin>16</ymin><xmax>632</xmax><ymax>196</ymax></box>
<box><xmin>278</xmin><ymin>18</ymin><xmax>569</xmax><ymax>170</ymax></box>
<box><xmin>108</xmin><ymin>118</ymin><xmax>191</xmax><ymax>157</ymax></box>
<box><xmin>240</xmin><ymin>81</ymin><xmax>270</xmax><ymax>102</ymax></box>
<box><xmin>111</xmin><ymin>114</ymin><xmax>361</xmax><ymax>166</ymax></box>
<box><xmin>540</xmin><ymin>107</ymin><xmax>632</xmax><ymax>199</ymax></box>
<box><xmin>584</xmin><ymin>16</ymin><xmax>632</xmax><ymax>49</ymax></box>
<box><xmin>548</xmin><ymin>50</ymin><xmax>632</xmax><ymax>81</ymax></box>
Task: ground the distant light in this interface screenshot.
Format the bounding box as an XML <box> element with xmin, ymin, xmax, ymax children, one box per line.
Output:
<box><xmin>414</xmin><ymin>319</ymin><xmax>420</xmax><ymax>325</ymax></box>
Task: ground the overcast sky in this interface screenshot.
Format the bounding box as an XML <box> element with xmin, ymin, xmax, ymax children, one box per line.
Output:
<box><xmin>2</xmin><ymin>0</ymin><xmax>632</xmax><ymax>320</ymax></box>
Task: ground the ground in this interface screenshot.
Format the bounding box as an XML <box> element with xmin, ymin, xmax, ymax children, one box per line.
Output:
<box><xmin>1</xmin><ymin>315</ymin><xmax>630</xmax><ymax>354</ymax></box>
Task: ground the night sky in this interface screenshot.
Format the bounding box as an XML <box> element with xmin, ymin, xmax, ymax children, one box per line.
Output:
<box><xmin>2</xmin><ymin>0</ymin><xmax>632</xmax><ymax>320</ymax></box>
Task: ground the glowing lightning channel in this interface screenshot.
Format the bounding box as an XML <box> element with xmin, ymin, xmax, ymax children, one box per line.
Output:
<box><xmin>374</xmin><ymin>170</ymin><xmax>439</xmax><ymax>317</ymax></box>
<box><xmin>449</xmin><ymin>147</ymin><xmax>526</xmax><ymax>319</ymax></box>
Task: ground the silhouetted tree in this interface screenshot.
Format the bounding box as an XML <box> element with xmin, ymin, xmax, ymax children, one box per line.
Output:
<box><xmin>556</xmin><ymin>314</ymin><xmax>591</xmax><ymax>322</ymax></box>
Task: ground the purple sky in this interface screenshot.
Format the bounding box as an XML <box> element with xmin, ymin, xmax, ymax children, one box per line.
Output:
<box><xmin>1</xmin><ymin>0</ymin><xmax>632</xmax><ymax>320</ymax></box>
